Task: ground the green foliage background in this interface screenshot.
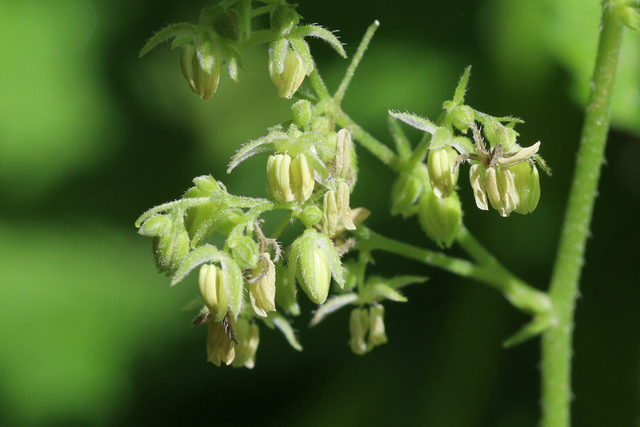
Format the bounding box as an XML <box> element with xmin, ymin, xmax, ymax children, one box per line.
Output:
<box><xmin>0</xmin><ymin>0</ymin><xmax>638</xmax><ymax>426</ymax></box>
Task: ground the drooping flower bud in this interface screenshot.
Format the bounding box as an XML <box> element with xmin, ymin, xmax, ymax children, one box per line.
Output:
<box><xmin>139</xmin><ymin>214</ymin><xmax>190</xmax><ymax>274</ymax></box>
<box><xmin>349</xmin><ymin>307</ymin><xmax>370</xmax><ymax>355</ymax></box>
<box><xmin>469</xmin><ymin>164</ymin><xmax>489</xmax><ymax>211</ymax></box>
<box><xmin>427</xmin><ymin>146</ymin><xmax>459</xmax><ymax>198</ymax></box>
<box><xmin>198</xmin><ymin>264</ymin><xmax>229</xmax><ymax>319</ymax></box>
<box><xmin>270</xmin><ymin>47</ymin><xmax>307</xmax><ymax>99</ymax></box>
<box><xmin>290</xmin><ymin>153</ymin><xmax>315</xmax><ymax>202</ymax></box>
<box><xmin>206</xmin><ymin>317</ymin><xmax>236</xmax><ymax>366</ymax></box>
<box><xmin>228</xmin><ymin>236</ymin><xmax>260</xmax><ymax>270</ymax></box>
<box><xmin>391</xmin><ymin>163</ymin><xmax>429</xmax><ymax>217</ymax></box>
<box><xmin>417</xmin><ymin>184</ymin><xmax>462</xmax><ymax>249</ymax></box>
<box><xmin>267</xmin><ymin>153</ymin><xmax>315</xmax><ymax>203</ymax></box>
<box><xmin>320</xmin><ymin>182</ymin><xmax>356</xmax><ymax>238</ymax></box>
<box><xmin>231</xmin><ymin>318</ymin><xmax>260</xmax><ymax>369</ymax></box>
<box><xmin>334</xmin><ymin>129</ymin><xmax>353</xmax><ymax>181</ymax></box>
<box><xmin>485</xmin><ymin>166</ymin><xmax>519</xmax><ymax>217</ymax></box>
<box><xmin>289</xmin><ymin>229</ymin><xmax>344</xmax><ymax>304</ymax></box>
<box><xmin>510</xmin><ymin>162</ymin><xmax>541</xmax><ymax>215</ymax></box>
<box><xmin>180</xmin><ymin>45</ymin><xmax>221</xmax><ymax>100</ymax></box>
<box><xmin>367</xmin><ymin>305</ymin><xmax>388</xmax><ymax>350</ymax></box>
<box><xmin>249</xmin><ymin>253</ymin><xmax>277</xmax><ymax>317</ymax></box>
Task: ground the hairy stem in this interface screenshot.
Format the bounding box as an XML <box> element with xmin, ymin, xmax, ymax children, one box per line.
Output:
<box><xmin>541</xmin><ymin>2</ymin><xmax>626</xmax><ymax>426</ymax></box>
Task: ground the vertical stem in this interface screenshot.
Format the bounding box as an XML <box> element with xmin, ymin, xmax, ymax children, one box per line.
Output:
<box><xmin>540</xmin><ymin>2</ymin><xmax>626</xmax><ymax>426</ymax></box>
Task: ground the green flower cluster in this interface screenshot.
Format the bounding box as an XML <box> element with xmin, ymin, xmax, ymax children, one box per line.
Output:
<box><xmin>389</xmin><ymin>67</ymin><xmax>551</xmax><ymax>248</ymax></box>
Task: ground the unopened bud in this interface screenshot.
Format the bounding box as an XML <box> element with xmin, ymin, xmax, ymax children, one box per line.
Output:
<box><xmin>469</xmin><ymin>164</ymin><xmax>489</xmax><ymax>211</ymax></box>
<box><xmin>367</xmin><ymin>305</ymin><xmax>388</xmax><ymax>350</ymax></box>
<box><xmin>510</xmin><ymin>162</ymin><xmax>541</xmax><ymax>215</ymax></box>
<box><xmin>292</xmin><ymin>100</ymin><xmax>313</xmax><ymax>129</ymax></box>
<box><xmin>290</xmin><ymin>153</ymin><xmax>315</xmax><ymax>202</ymax></box>
<box><xmin>418</xmin><ymin>186</ymin><xmax>462</xmax><ymax>249</ymax></box>
<box><xmin>449</xmin><ymin>105</ymin><xmax>475</xmax><ymax>132</ymax></box>
<box><xmin>249</xmin><ymin>254</ymin><xmax>277</xmax><ymax>317</ymax></box>
<box><xmin>270</xmin><ymin>47</ymin><xmax>307</xmax><ymax>99</ymax></box>
<box><xmin>228</xmin><ymin>236</ymin><xmax>259</xmax><ymax>270</ymax></box>
<box><xmin>231</xmin><ymin>319</ymin><xmax>260</xmax><ymax>369</ymax></box>
<box><xmin>206</xmin><ymin>317</ymin><xmax>236</xmax><ymax>366</ymax></box>
<box><xmin>427</xmin><ymin>146</ymin><xmax>459</xmax><ymax>198</ymax></box>
<box><xmin>199</xmin><ymin>264</ymin><xmax>229</xmax><ymax>319</ymax></box>
<box><xmin>180</xmin><ymin>45</ymin><xmax>221</xmax><ymax>100</ymax></box>
<box><xmin>334</xmin><ymin>129</ymin><xmax>353</xmax><ymax>180</ymax></box>
<box><xmin>267</xmin><ymin>154</ymin><xmax>294</xmax><ymax>203</ymax></box>
<box><xmin>349</xmin><ymin>308</ymin><xmax>370</xmax><ymax>355</ymax></box>
<box><xmin>486</xmin><ymin>166</ymin><xmax>519</xmax><ymax>217</ymax></box>
<box><xmin>391</xmin><ymin>164</ymin><xmax>429</xmax><ymax>217</ymax></box>
<box><xmin>143</xmin><ymin>215</ymin><xmax>190</xmax><ymax>274</ymax></box>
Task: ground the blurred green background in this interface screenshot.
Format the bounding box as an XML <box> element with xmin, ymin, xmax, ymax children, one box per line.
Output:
<box><xmin>1</xmin><ymin>0</ymin><xmax>639</xmax><ymax>426</ymax></box>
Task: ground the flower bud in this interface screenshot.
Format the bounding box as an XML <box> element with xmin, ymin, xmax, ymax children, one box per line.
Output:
<box><xmin>270</xmin><ymin>47</ymin><xmax>307</xmax><ymax>99</ymax></box>
<box><xmin>290</xmin><ymin>153</ymin><xmax>315</xmax><ymax>202</ymax></box>
<box><xmin>292</xmin><ymin>100</ymin><xmax>313</xmax><ymax>129</ymax></box>
<box><xmin>485</xmin><ymin>166</ymin><xmax>519</xmax><ymax>217</ymax></box>
<box><xmin>391</xmin><ymin>164</ymin><xmax>429</xmax><ymax>217</ymax></box>
<box><xmin>418</xmin><ymin>185</ymin><xmax>462</xmax><ymax>249</ymax></box>
<box><xmin>267</xmin><ymin>153</ymin><xmax>294</xmax><ymax>203</ymax></box>
<box><xmin>180</xmin><ymin>45</ymin><xmax>221</xmax><ymax>100</ymax></box>
<box><xmin>510</xmin><ymin>162</ymin><xmax>541</xmax><ymax>215</ymax></box>
<box><xmin>449</xmin><ymin>105</ymin><xmax>475</xmax><ymax>132</ymax></box>
<box><xmin>367</xmin><ymin>305</ymin><xmax>388</xmax><ymax>350</ymax></box>
<box><xmin>427</xmin><ymin>146</ymin><xmax>459</xmax><ymax>198</ymax></box>
<box><xmin>249</xmin><ymin>254</ymin><xmax>277</xmax><ymax>317</ymax></box>
<box><xmin>206</xmin><ymin>317</ymin><xmax>236</xmax><ymax>366</ymax></box>
<box><xmin>289</xmin><ymin>229</ymin><xmax>343</xmax><ymax>304</ymax></box>
<box><xmin>297</xmin><ymin>205</ymin><xmax>323</xmax><ymax>228</ymax></box>
<box><xmin>231</xmin><ymin>319</ymin><xmax>260</xmax><ymax>369</ymax></box>
<box><xmin>320</xmin><ymin>182</ymin><xmax>356</xmax><ymax>238</ymax></box>
<box><xmin>141</xmin><ymin>215</ymin><xmax>190</xmax><ymax>274</ymax></box>
<box><xmin>334</xmin><ymin>129</ymin><xmax>353</xmax><ymax>181</ymax></box>
<box><xmin>199</xmin><ymin>264</ymin><xmax>229</xmax><ymax>319</ymax></box>
<box><xmin>321</xmin><ymin>189</ymin><xmax>339</xmax><ymax>237</ymax></box>
<box><xmin>228</xmin><ymin>236</ymin><xmax>260</xmax><ymax>270</ymax></box>
<box><xmin>469</xmin><ymin>164</ymin><xmax>489</xmax><ymax>211</ymax></box>
<box><xmin>349</xmin><ymin>308</ymin><xmax>370</xmax><ymax>355</ymax></box>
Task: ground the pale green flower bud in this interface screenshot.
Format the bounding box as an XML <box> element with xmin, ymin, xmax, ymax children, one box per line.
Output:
<box><xmin>290</xmin><ymin>229</ymin><xmax>343</xmax><ymax>304</ymax></box>
<box><xmin>297</xmin><ymin>205</ymin><xmax>323</xmax><ymax>228</ymax></box>
<box><xmin>469</xmin><ymin>164</ymin><xmax>489</xmax><ymax>211</ymax></box>
<box><xmin>292</xmin><ymin>100</ymin><xmax>313</xmax><ymax>129</ymax></box>
<box><xmin>228</xmin><ymin>236</ymin><xmax>260</xmax><ymax>270</ymax></box>
<box><xmin>418</xmin><ymin>186</ymin><xmax>462</xmax><ymax>249</ymax></box>
<box><xmin>141</xmin><ymin>215</ymin><xmax>190</xmax><ymax>274</ymax></box>
<box><xmin>449</xmin><ymin>105</ymin><xmax>475</xmax><ymax>132</ymax></box>
<box><xmin>367</xmin><ymin>305</ymin><xmax>388</xmax><ymax>350</ymax></box>
<box><xmin>486</xmin><ymin>166</ymin><xmax>519</xmax><ymax>217</ymax></box>
<box><xmin>334</xmin><ymin>129</ymin><xmax>353</xmax><ymax>181</ymax></box>
<box><xmin>320</xmin><ymin>182</ymin><xmax>356</xmax><ymax>238</ymax></box>
<box><xmin>321</xmin><ymin>189</ymin><xmax>339</xmax><ymax>237</ymax></box>
<box><xmin>199</xmin><ymin>264</ymin><xmax>229</xmax><ymax>319</ymax></box>
<box><xmin>510</xmin><ymin>162</ymin><xmax>541</xmax><ymax>215</ymax></box>
<box><xmin>249</xmin><ymin>253</ymin><xmax>276</xmax><ymax>317</ymax></box>
<box><xmin>267</xmin><ymin>154</ymin><xmax>294</xmax><ymax>203</ymax></box>
<box><xmin>427</xmin><ymin>146</ymin><xmax>459</xmax><ymax>198</ymax></box>
<box><xmin>180</xmin><ymin>45</ymin><xmax>221</xmax><ymax>100</ymax></box>
<box><xmin>231</xmin><ymin>319</ymin><xmax>260</xmax><ymax>369</ymax></box>
<box><xmin>349</xmin><ymin>307</ymin><xmax>370</xmax><ymax>355</ymax></box>
<box><xmin>391</xmin><ymin>164</ymin><xmax>429</xmax><ymax>217</ymax></box>
<box><xmin>270</xmin><ymin>47</ymin><xmax>307</xmax><ymax>99</ymax></box>
<box><xmin>206</xmin><ymin>317</ymin><xmax>235</xmax><ymax>366</ymax></box>
<box><xmin>211</xmin><ymin>208</ymin><xmax>247</xmax><ymax>238</ymax></box>
<box><xmin>290</xmin><ymin>153</ymin><xmax>315</xmax><ymax>202</ymax></box>
<box><xmin>311</xmin><ymin>116</ymin><xmax>331</xmax><ymax>135</ymax></box>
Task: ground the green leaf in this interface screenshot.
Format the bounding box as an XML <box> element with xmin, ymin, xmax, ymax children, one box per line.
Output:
<box><xmin>384</xmin><ymin>275</ymin><xmax>428</xmax><ymax>289</ymax></box>
<box><xmin>170</xmin><ymin>244</ymin><xmax>221</xmax><ymax>286</ymax></box>
<box><xmin>270</xmin><ymin>312</ymin><xmax>303</xmax><ymax>351</ymax></box>
<box><xmin>388</xmin><ymin>111</ymin><xmax>438</xmax><ymax>134</ymax></box>
<box><xmin>309</xmin><ymin>293</ymin><xmax>359</xmax><ymax>327</ymax></box>
<box><xmin>227</xmin><ymin>130</ymin><xmax>288</xmax><ymax>173</ymax></box>
<box><xmin>290</xmin><ymin>25</ymin><xmax>347</xmax><ymax>58</ymax></box>
<box><xmin>372</xmin><ymin>284</ymin><xmax>407</xmax><ymax>302</ymax></box>
<box><xmin>452</xmin><ymin>66</ymin><xmax>472</xmax><ymax>105</ymax></box>
<box><xmin>388</xmin><ymin>115</ymin><xmax>413</xmax><ymax>160</ymax></box>
<box><xmin>139</xmin><ymin>22</ymin><xmax>198</xmax><ymax>57</ymax></box>
<box><xmin>288</xmin><ymin>37</ymin><xmax>314</xmax><ymax>74</ymax></box>
<box><xmin>503</xmin><ymin>315</ymin><xmax>553</xmax><ymax>347</ymax></box>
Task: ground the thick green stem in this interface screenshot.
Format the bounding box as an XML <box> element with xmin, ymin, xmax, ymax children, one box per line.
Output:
<box><xmin>541</xmin><ymin>2</ymin><xmax>626</xmax><ymax>426</ymax></box>
<box><xmin>357</xmin><ymin>227</ymin><xmax>550</xmax><ymax>315</ymax></box>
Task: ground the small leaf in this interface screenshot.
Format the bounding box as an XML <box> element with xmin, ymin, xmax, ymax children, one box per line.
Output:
<box><xmin>140</xmin><ymin>23</ymin><xmax>198</xmax><ymax>57</ymax></box>
<box><xmin>270</xmin><ymin>313</ymin><xmax>303</xmax><ymax>351</ymax></box>
<box><xmin>503</xmin><ymin>315</ymin><xmax>554</xmax><ymax>347</ymax></box>
<box><xmin>388</xmin><ymin>115</ymin><xmax>413</xmax><ymax>160</ymax></box>
<box><xmin>388</xmin><ymin>111</ymin><xmax>438</xmax><ymax>134</ymax></box>
<box><xmin>309</xmin><ymin>293</ymin><xmax>359</xmax><ymax>327</ymax></box>
<box><xmin>372</xmin><ymin>284</ymin><xmax>407</xmax><ymax>302</ymax></box>
<box><xmin>290</xmin><ymin>25</ymin><xmax>347</xmax><ymax>58</ymax></box>
<box><xmin>288</xmin><ymin>37</ymin><xmax>314</xmax><ymax>74</ymax></box>
<box><xmin>171</xmin><ymin>244</ymin><xmax>221</xmax><ymax>286</ymax></box>
<box><xmin>384</xmin><ymin>275</ymin><xmax>428</xmax><ymax>289</ymax></box>
<box><xmin>452</xmin><ymin>66</ymin><xmax>472</xmax><ymax>105</ymax></box>
<box><xmin>227</xmin><ymin>131</ymin><xmax>288</xmax><ymax>173</ymax></box>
